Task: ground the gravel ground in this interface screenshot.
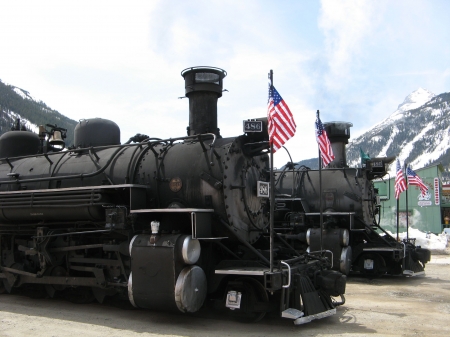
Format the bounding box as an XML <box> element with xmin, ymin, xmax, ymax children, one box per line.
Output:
<box><xmin>1</xmin><ymin>251</ymin><xmax>450</xmax><ymax>337</ymax></box>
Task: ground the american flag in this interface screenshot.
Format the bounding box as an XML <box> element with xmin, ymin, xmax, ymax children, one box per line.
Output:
<box><xmin>407</xmin><ymin>166</ymin><xmax>428</xmax><ymax>196</ymax></box>
<box><xmin>395</xmin><ymin>159</ymin><xmax>407</xmax><ymax>199</ymax></box>
<box><xmin>267</xmin><ymin>85</ymin><xmax>296</xmax><ymax>152</ymax></box>
<box><xmin>315</xmin><ymin>116</ymin><xmax>334</xmax><ymax>167</ymax></box>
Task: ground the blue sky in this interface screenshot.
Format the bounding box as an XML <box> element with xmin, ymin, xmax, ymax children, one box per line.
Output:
<box><xmin>0</xmin><ymin>0</ymin><xmax>449</xmax><ymax>167</ymax></box>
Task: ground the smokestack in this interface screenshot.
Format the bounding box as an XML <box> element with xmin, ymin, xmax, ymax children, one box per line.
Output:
<box><xmin>323</xmin><ymin>122</ymin><xmax>353</xmax><ymax>168</ymax></box>
<box><xmin>181</xmin><ymin>67</ymin><xmax>227</xmax><ymax>137</ymax></box>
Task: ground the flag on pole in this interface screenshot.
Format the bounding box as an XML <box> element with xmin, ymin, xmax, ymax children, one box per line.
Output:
<box><xmin>394</xmin><ymin>159</ymin><xmax>407</xmax><ymax>199</ymax></box>
<box><xmin>406</xmin><ymin>166</ymin><xmax>428</xmax><ymax>196</ymax></box>
<box><xmin>267</xmin><ymin>86</ymin><xmax>296</xmax><ymax>152</ymax></box>
<box><xmin>315</xmin><ymin>116</ymin><xmax>334</xmax><ymax>167</ymax></box>
<box><xmin>360</xmin><ymin>148</ymin><xmax>371</xmax><ymax>167</ymax></box>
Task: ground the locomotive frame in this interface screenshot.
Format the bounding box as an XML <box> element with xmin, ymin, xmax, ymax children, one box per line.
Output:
<box><xmin>0</xmin><ymin>66</ymin><xmax>346</xmax><ymax>325</ymax></box>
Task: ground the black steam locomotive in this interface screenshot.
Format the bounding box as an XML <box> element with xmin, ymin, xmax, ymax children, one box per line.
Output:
<box><xmin>0</xmin><ymin>67</ymin><xmax>346</xmax><ymax>325</ymax></box>
<box><xmin>273</xmin><ymin>122</ymin><xmax>431</xmax><ymax>277</ymax></box>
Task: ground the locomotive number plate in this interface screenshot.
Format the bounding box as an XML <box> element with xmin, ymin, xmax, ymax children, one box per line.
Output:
<box><xmin>243</xmin><ymin>120</ymin><xmax>263</xmax><ymax>132</ymax></box>
<box><xmin>257</xmin><ymin>181</ymin><xmax>269</xmax><ymax>198</ymax></box>
<box><xmin>364</xmin><ymin>259</ymin><xmax>374</xmax><ymax>270</ymax></box>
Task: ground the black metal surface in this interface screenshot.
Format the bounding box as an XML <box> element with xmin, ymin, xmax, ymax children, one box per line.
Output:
<box><xmin>130</xmin><ymin>234</ymin><xmax>206</xmax><ymax>312</ymax></box>
<box><xmin>0</xmin><ymin>130</ymin><xmax>40</xmax><ymax>158</ymax></box>
<box><xmin>0</xmin><ymin>189</ymin><xmax>109</xmax><ymax>222</ymax></box>
<box><xmin>181</xmin><ymin>67</ymin><xmax>226</xmax><ymax>137</ymax></box>
<box><xmin>74</xmin><ymin>118</ymin><xmax>120</xmax><ymax>148</ymax></box>
<box><xmin>0</xmin><ymin>66</ymin><xmax>347</xmax><ymax>324</ymax></box>
<box><xmin>273</xmin><ymin>125</ymin><xmax>430</xmax><ymax>277</ymax></box>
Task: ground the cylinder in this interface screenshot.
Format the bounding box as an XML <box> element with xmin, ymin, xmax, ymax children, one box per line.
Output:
<box><xmin>307</xmin><ymin>228</ymin><xmax>352</xmax><ymax>274</ymax></box>
<box><xmin>180</xmin><ymin>236</ymin><xmax>201</xmax><ymax>265</ymax></box>
<box><xmin>340</xmin><ymin>246</ymin><xmax>352</xmax><ymax>275</ymax></box>
<box><xmin>129</xmin><ymin>234</ymin><xmax>206</xmax><ymax>313</ymax></box>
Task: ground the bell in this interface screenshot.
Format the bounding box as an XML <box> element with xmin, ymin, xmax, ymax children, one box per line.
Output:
<box><xmin>49</xmin><ymin>130</ymin><xmax>65</xmax><ymax>150</ymax></box>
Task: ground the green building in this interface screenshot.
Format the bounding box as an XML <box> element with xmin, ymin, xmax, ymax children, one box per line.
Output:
<box><xmin>374</xmin><ymin>163</ymin><xmax>446</xmax><ymax>234</ymax></box>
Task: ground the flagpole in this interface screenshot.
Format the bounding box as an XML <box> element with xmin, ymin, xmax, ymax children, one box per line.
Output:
<box><xmin>396</xmin><ymin>198</ymin><xmax>400</xmax><ymax>241</ymax></box>
<box><xmin>405</xmin><ymin>163</ymin><xmax>409</xmax><ymax>241</ymax></box>
<box><xmin>316</xmin><ymin>110</ymin><xmax>324</xmax><ymax>254</ymax></box>
<box><xmin>268</xmin><ymin>69</ymin><xmax>274</xmax><ymax>273</ymax></box>
<box><xmin>395</xmin><ymin>158</ymin><xmax>404</xmax><ymax>242</ymax></box>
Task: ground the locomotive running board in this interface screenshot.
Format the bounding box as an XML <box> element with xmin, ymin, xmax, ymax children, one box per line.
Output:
<box><xmin>403</xmin><ymin>270</ymin><xmax>425</xmax><ymax>277</ymax></box>
<box><xmin>293</xmin><ymin>308</ymin><xmax>336</xmax><ymax>325</ymax></box>
<box><xmin>281</xmin><ymin>307</ymin><xmax>338</xmax><ymax>325</ymax></box>
<box><xmin>215</xmin><ymin>267</ymin><xmax>267</xmax><ymax>275</ymax></box>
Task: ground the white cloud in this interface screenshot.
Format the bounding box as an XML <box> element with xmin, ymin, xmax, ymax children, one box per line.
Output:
<box><xmin>1</xmin><ymin>0</ymin><xmax>450</xmax><ymax>168</ymax></box>
<box><xmin>318</xmin><ymin>0</ymin><xmax>380</xmax><ymax>91</ymax></box>
<box><xmin>1</xmin><ymin>1</ymin><xmax>157</xmax><ymax>67</ymax></box>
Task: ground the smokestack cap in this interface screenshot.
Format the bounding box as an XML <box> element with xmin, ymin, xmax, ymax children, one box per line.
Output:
<box><xmin>181</xmin><ymin>66</ymin><xmax>227</xmax><ymax>97</ymax></box>
<box><xmin>323</xmin><ymin>121</ymin><xmax>353</xmax><ymax>144</ymax></box>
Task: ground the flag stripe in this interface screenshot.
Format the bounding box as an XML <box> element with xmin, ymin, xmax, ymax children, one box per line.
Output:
<box><xmin>407</xmin><ymin>166</ymin><xmax>428</xmax><ymax>196</ymax></box>
<box><xmin>315</xmin><ymin>117</ymin><xmax>334</xmax><ymax>167</ymax></box>
<box><xmin>267</xmin><ymin>86</ymin><xmax>296</xmax><ymax>152</ymax></box>
<box><xmin>268</xmin><ymin>103</ymin><xmax>296</xmax><ymax>137</ymax></box>
<box><xmin>395</xmin><ymin>159</ymin><xmax>407</xmax><ymax>199</ymax></box>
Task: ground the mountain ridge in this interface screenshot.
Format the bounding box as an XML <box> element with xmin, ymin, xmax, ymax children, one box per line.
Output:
<box><xmin>294</xmin><ymin>88</ymin><xmax>450</xmax><ymax>181</ymax></box>
<box><xmin>2</xmin><ymin>79</ymin><xmax>450</xmax><ymax>182</ymax></box>
<box><xmin>346</xmin><ymin>90</ymin><xmax>450</xmax><ymax>170</ymax></box>
<box><xmin>0</xmin><ymin>79</ymin><xmax>77</xmax><ymax>146</ymax></box>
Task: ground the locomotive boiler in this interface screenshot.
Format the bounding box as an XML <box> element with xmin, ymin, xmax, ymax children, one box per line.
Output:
<box><xmin>273</xmin><ymin>122</ymin><xmax>431</xmax><ymax>277</ymax></box>
<box><xmin>0</xmin><ymin>67</ymin><xmax>346</xmax><ymax>324</ymax></box>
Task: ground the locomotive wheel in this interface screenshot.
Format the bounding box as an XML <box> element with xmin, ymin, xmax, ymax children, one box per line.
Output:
<box><xmin>0</xmin><ymin>282</ymin><xmax>6</xmax><ymax>294</ymax></box>
<box><xmin>92</xmin><ymin>287</ymin><xmax>118</xmax><ymax>304</ymax></box>
<box><xmin>230</xmin><ymin>277</ymin><xmax>269</xmax><ymax>323</ymax></box>
<box><xmin>2</xmin><ymin>263</ymin><xmax>23</xmax><ymax>293</ymax></box>
<box><xmin>45</xmin><ymin>266</ymin><xmax>68</xmax><ymax>298</ymax></box>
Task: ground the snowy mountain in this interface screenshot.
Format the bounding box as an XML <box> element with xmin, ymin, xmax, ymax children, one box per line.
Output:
<box><xmin>0</xmin><ymin>79</ymin><xmax>77</xmax><ymax>145</ymax></box>
<box><xmin>390</xmin><ymin>87</ymin><xmax>435</xmax><ymax>120</ymax></box>
<box><xmin>3</xmin><ymin>77</ymin><xmax>450</xmax><ymax>180</ymax></box>
<box><xmin>346</xmin><ymin>88</ymin><xmax>450</xmax><ymax>176</ymax></box>
<box><xmin>294</xmin><ymin>88</ymin><xmax>450</xmax><ymax>181</ymax></box>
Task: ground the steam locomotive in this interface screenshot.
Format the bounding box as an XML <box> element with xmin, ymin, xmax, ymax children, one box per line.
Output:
<box><xmin>273</xmin><ymin>122</ymin><xmax>431</xmax><ymax>277</ymax></box>
<box><xmin>0</xmin><ymin>67</ymin><xmax>346</xmax><ymax>325</ymax></box>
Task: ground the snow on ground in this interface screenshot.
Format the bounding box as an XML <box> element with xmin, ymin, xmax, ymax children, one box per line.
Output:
<box><xmin>386</xmin><ymin>227</ymin><xmax>449</xmax><ymax>251</ymax></box>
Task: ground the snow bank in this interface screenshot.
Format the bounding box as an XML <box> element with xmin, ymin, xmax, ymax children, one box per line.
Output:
<box><xmin>386</xmin><ymin>227</ymin><xmax>449</xmax><ymax>251</ymax></box>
